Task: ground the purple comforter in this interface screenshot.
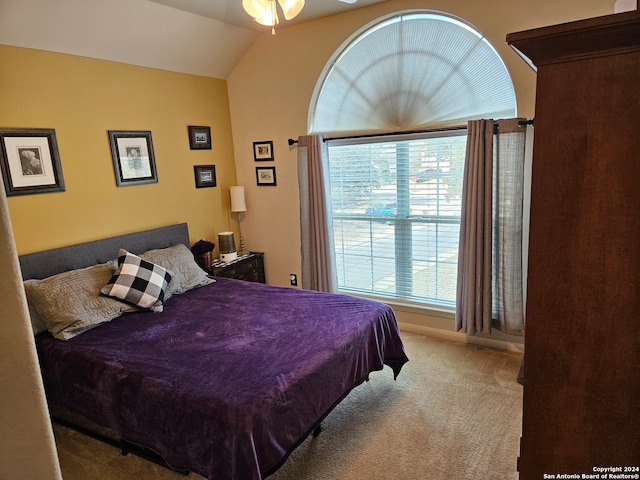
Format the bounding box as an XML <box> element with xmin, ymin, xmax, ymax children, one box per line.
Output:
<box><xmin>36</xmin><ymin>278</ymin><xmax>408</xmax><ymax>479</ymax></box>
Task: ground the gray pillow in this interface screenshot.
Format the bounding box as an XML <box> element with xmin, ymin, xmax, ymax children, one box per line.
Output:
<box><xmin>24</xmin><ymin>263</ymin><xmax>137</xmax><ymax>340</ymax></box>
<box><xmin>27</xmin><ymin>302</ymin><xmax>47</xmax><ymax>335</ymax></box>
<box><xmin>138</xmin><ymin>244</ymin><xmax>214</xmax><ymax>299</ymax></box>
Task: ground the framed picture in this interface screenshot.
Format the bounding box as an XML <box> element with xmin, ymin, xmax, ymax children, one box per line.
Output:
<box><xmin>256</xmin><ymin>166</ymin><xmax>277</xmax><ymax>186</ymax></box>
<box><xmin>188</xmin><ymin>126</ymin><xmax>212</xmax><ymax>150</ymax></box>
<box><xmin>108</xmin><ymin>130</ymin><xmax>158</xmax><ymax>186</ymax></box>
<box><xmin>194</xmin><ymin>165</ymin><xmax>217</xmax><ymax>188</ymax></box>
<box><xmin>0</xmin><ymin>128</ymin><xmax>65</xmax><ymax>196</ymax></box>
<box><xmin>253</xmin><ymin>140</ymin><xmax>274</xmax><ymax>161</ymax></box>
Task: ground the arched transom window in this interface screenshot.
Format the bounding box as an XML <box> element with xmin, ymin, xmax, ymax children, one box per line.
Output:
<box><xmin>309</xmin><ymin>11</ymin><xmax>516</xmax><ymax>134</ymax></box>
<box><xmin>311</xmin><ymin>11</ymin><xmax>517</xmax><ymax>307</ymax></box>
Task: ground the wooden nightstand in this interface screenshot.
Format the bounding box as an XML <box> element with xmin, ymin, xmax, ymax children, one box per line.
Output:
<box><xmin>207</xmin><ymin>252</ymin><xmax>265</xmax><ymax>283</ymax></box>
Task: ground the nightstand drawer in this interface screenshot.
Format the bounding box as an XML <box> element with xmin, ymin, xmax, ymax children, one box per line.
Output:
<box><xmin>208</xmin><ymin>253</ymin><xmax>265</xmax><ymax>283</ymax></box>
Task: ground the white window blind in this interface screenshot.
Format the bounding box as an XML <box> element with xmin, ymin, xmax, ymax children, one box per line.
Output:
<box><xmin>313</xmin><ymin>11</ymin><xmax>517</xmax><ymax>308</ymax></box>
<box><xmin>328</xmin><ymin>130</ymin><xmax>466</xmax><ymax>307</ymax></box>
<box><xmin>310</xmin><ymin>11</ymin><xmax>516</xmax><ymax>135</ymax></box>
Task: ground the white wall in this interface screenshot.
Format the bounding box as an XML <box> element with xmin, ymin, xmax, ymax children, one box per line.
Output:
<box><xmin>226</xmin><ymin>0</ymin><xmax>616</xmax><ymax>338</ymax></box>
<box><xmin>0</xmin><ymin>0</ymin><xmax>257</xmax><ymax>79</ymax></box>
<box><xmin>0</xmin><ymin>184</ymin><xmax>62</xmax><ymax>478</ymax></box>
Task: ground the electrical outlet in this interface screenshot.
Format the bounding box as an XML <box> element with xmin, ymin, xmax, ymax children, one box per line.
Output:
<box><xmin>290</xmin><ymin>274</ymin><xmax>298</xmax><ymax>286</ymax></box>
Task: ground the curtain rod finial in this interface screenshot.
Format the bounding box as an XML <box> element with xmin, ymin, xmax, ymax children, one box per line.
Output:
<box><xmin>518</xmin><ymin>118</ymin><xmax>534</xmax><ymax>127</ymax></box>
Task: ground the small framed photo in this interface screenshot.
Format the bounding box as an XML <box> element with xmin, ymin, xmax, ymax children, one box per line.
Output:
<box><xmin>194</xmin><ymin>165</ymin><xmax>217</xmax><ymax>188</ymax></box>
<box><xmin>0</xmin><ymin>128</ymin><xmax>65</xmax><ymax>196</ymax></box>
<box><xmin>108</xmin><ymin>130</ymin><xmax>158</xmax><ymax>187</ymax></box>
<box><xmin>188</xmin><ymin>126</ymin><xmax>212</xmax><ymax>150</ymax></box>
<box><xmin>253</xmin><ymin>140</ymin><xmax>274</xmax><ymax>161</ymax></box>
<box><xmin>256</xmin><ymin>166</ymin><xmax>277</xmax><ymax>186</ymax></box>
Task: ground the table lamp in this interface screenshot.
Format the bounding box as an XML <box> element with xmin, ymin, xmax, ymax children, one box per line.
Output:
<box><xmin>230</xmin><ymin>186</ymin><xmax>249</xmax><ymax>256</ymax></box>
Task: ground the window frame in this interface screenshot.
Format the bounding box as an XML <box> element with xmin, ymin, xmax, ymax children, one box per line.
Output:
<box><xmin>308</xmin><ymin>10</ymin><xmax>516</xmax><ymax>135</ymax></box>
<box><xmin>327</xmin><ymin>128</ymin><xmax>467</xmax><ymax>309</ymax></box>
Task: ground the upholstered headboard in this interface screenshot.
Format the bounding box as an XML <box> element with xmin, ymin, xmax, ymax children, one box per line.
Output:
<box><xmin>19</xmin><ymin>223</ymin><xmax>190</xmax><ymax>280</ymax></box>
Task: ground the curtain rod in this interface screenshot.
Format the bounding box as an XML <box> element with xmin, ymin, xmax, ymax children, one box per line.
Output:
<box><xmin>287</xmin><ymin>118</ymin><xmax>534</xmax><ymax>145</ymax></box>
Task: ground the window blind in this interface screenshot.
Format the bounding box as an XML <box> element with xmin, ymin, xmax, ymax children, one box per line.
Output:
<box><xmin>328</xmin><ymin>130</ymin><xmax>467</xmax><ymax>307</ymax></box>
<box><xmin>310</xmin><ymin>11</ymin><xmax>516</xmax><ymax>135</ymax></box>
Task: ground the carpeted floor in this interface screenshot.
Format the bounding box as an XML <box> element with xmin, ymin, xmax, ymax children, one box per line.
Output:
<box><xmin>53</xmin><ymin>332</ymin><xmax>524</xmax><ymax>480</ymax></box>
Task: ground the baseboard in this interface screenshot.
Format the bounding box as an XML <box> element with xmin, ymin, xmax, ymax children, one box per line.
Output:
<box><xmin>398</xmin><ymin>322</ymin><xmax>525</xmax><ymax>354</ymax></box>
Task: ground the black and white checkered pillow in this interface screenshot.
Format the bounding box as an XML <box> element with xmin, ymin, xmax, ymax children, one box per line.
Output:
<box><xmin>101</xmin><ymin>249</ymin><xmax>174</xmax><ymax>310</ymax></box>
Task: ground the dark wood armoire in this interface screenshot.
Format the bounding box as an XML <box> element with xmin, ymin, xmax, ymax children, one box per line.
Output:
<box><xmin>507</xmin><ymin>10</ymin><xmax>640</xmax><ymax>479</ymax></box>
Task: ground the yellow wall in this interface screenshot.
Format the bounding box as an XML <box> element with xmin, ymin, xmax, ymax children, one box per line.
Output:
<box><xmin>0</xmin><ymin>0</ymin><xmax>617</xmax><ymax>333</ymax></box>
<box><xmin>0</xmin><ymin>4</ymin><xmax>621</xmax><ymax>477</ymax></box>
<box><xmin>0</xmin><ymin>45</ymin><xmax>237</xmax><ymax>255</ymax></box>
<box><xmin>227</xmin><ymin>0</ymin><xmax>615</xmax><ymax>333</ymax></box>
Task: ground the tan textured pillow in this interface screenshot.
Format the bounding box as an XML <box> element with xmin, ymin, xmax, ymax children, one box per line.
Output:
<box><xmin>139</xmin><ymin>244</ymin><xmax>214</xmax><ymax>298</ymax></box>
<box><xmin>24</xmin><ymin>263</ymin><xmax>137</xmax><ymax>340</ymax></box>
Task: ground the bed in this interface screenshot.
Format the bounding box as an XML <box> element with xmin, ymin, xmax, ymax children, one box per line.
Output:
<box><xmin>20</xmin><ymin>223</ymin><xmax>409</xmax><ymax>480</ymax></box>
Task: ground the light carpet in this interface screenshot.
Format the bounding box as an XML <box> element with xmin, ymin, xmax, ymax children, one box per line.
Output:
<box><xmin>52</xmin><ymin>332</ymin><xmax>524</xmax><ymax>480</ymax></box>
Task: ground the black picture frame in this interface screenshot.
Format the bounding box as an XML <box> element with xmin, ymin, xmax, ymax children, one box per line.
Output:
<box><xmin>0</xmin><ymin>128</ymin><xmax>66</xmax><ymax>197</ymax></box>
<box><xmin>108</xmin><ymin>130</ymin><xmax>158</xmax><ymax>187</ymax></box>
<box><xmin>256</xmin><ymin>166</ymin><xmax>277</xmax><ymax>186</ymax></box>
<box><xmin>253</xmin><ymin>140</ymin><xmax>274</xmax><ymax>161</ymax></box>
<box><xmin>194</xmin><ymin>165</ymin><xmax>217</xmax><ymax>188</ymax></box>
<box><xmin>188</xmin><ymin>126</ymin><xmax>212</xmax><ymax>150</ymax></box>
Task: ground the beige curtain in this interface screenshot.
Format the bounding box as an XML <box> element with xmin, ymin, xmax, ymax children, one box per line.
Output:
<box><xmin>297</xmin><ymin>135</ymin><xmax>337</xmax><ymax>293</ymax></box>
<box><xmin>492</xmin><ymin>119</ymin><xmax>526</xmax><ymax>335</ymax></box>
<box><xmin>456</xmin><ymin>120</ymin><xmax>493</xmax><ymax>335</ymax></box>
<box><xmin>455</xmin><ymin>118</ymin><xmax>526</xmax><ymax>336</ymax></box>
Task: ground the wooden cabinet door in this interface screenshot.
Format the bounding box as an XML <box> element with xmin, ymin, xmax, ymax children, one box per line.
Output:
<box><xmin>508</xmin><ymin>12</ymin><xmax>640</xmax><ymax>479</ymax></box>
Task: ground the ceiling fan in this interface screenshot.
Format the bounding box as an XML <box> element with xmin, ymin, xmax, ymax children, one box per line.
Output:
<box><xmin>243</xmin><ymin>0</ymin><xmax>358</xmax><ymax>32</ymax></box>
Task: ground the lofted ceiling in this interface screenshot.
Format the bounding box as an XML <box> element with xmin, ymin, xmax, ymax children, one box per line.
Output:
<box><xmin>148</xmin><ymin>0</ymin><xmax>389</xmax><ymax>32</ymax></box>
<box><xmin>0</xmin><ymin>0</ymin><xmax>388</xmax><ymax>79</ymax></box>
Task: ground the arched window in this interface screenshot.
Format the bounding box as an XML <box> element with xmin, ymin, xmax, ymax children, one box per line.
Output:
<box><xmin>310</xmin><ymin>11</ymin><xmax>517</xmax><ymax>308</ymax></box>
<box><xmin>310</xmin><ymin>11</ymin><xmax>515</xmax><ymax>135</ymax></box>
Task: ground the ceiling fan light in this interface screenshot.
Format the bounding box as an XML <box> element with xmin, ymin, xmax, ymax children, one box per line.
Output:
<box><xmin>277</xmin><ymin>0</ymin><xmax>304</xmax><ymax>20</ymax></box>
<box><xmin>255</xmin><ymin>8</ymin><xmax>279</xmax><ymax>27</ymax></box>
<box><xmin>242</xmin><ymin>0</ymin><xmax>268</xmax><ymax>18</ymax></box>
<box><xmin>243</xmin><ymin>0</ymin><xmax>279</xmax><ymax>26</ymax></box>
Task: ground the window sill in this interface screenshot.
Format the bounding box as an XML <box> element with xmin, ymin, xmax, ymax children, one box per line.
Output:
<box><xmin>385</xmin><ymin>300</ymin><xmax>454</xmax><ymax>319</ymax></box>
<box><xmin>341</xmin><ymin>291</ymin><xmax>454</xmax><ymax>319</ymax></box>
<box><xmin>342</xmin><ymin>291</ymin><xmax>524</xmax><ymax>353</ymax></box>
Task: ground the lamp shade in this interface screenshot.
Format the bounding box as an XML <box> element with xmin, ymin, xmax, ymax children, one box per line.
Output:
<box><xmin>242</xmin><ymin>0</ymin><xmax>304</xmax><ymax>26</ymax></box>
<box><xmin>242</xmin><ymin>0</ymin><xmax>278</xmax><ymax>26</ymax></box>
<box><xmin>230</xmin><ymin>186</ymin><xmax>247</xmax><ymax>212</ymax></box>
<box><xmin>242</xmin><ymin>0</ymin><xmax>269</xmax><ymax>18</ymax></box>
<box><xmin>278</xmin><ymin>0</ymin><xmax>304</xmax><ymax>20</ymax></box>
